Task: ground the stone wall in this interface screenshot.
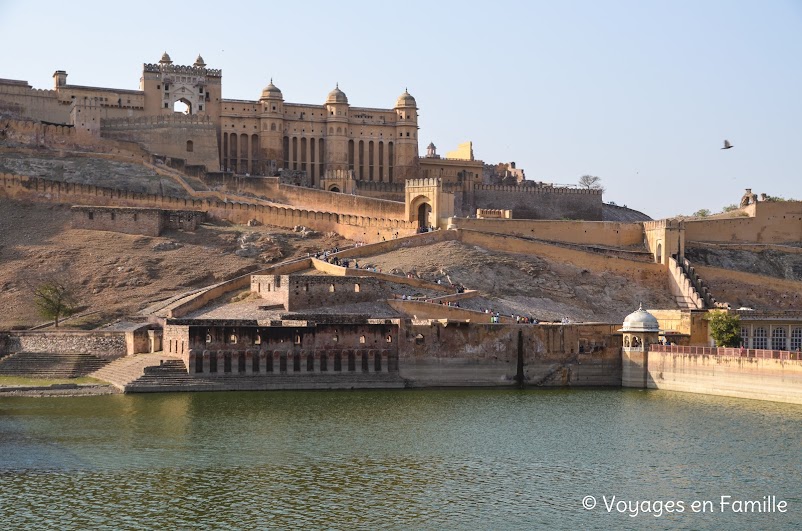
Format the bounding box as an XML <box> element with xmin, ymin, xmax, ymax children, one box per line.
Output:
<box><xmin>399</xmin><ymin>322</ymin><xmax>622</xmax><ymax>387</ymax></box>
<box><xmin>645</xmin><ymin>345</ymin><xmax>802</xmax><ymax>404</ymax></box>
<box><xmin>0</xmin><ymin>173</ymin><xmax>418</xmax><ymax>243</ymax></box>
<box><xmin>450</xmin><ymin>218</ymin><xmax>644</xmax><ymax>247</ymax></box>
<box><xmin>463</xmin><ymin>184</ymin><xmax>604</xmax><ymax>221</ymax></box>
<box><xmin>4</xmin><ymin>331</ymin><xmax>128</xmax><ymax>359</ymax></box>
<box><xmin>101</xmin><ymin>115</ymin><xmax>220</xmax><ymax>170</ymax></box>
<box><xmin>71</xmin><ymin>205</ymin><xmax>203</xmax><ymax>236</ymax></box>
<box><xmin>684</xmin><ymin>201</ymin><xmax>802</xmax><ymax>244</ymax></box>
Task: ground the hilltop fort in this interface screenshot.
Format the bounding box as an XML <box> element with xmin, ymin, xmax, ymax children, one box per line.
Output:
<box><xmin>1</xmin><ymin>54</ymin><xmax>801</xmax><ymax>403</ymax></box>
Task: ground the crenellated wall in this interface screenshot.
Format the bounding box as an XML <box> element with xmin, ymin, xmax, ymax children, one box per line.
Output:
<box><xmin>0</xmin><ymin>173</ymin><xmax>419</xmax><ymax>243</ymax></box>
<box><xmin>463</xmin><ymin>184</ymin><xmax>604</xmax><ymax>220</ymax></box>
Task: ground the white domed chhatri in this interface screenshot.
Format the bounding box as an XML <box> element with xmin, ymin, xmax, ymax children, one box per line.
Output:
<box><xmin>395</xmin><ymin>88</ymin><xmax>416</xmax><ymax>108</ymax></box>
<box><xmin>619</xmin><ymin>303</ymin><xmax>660</xmax><ymax>332</ymax></box>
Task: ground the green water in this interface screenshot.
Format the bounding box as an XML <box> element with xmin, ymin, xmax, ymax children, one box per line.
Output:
<box><xmin>1</xmin><ymin>389</ymin><xmax>800</xmax><ymax>530</ymax></box>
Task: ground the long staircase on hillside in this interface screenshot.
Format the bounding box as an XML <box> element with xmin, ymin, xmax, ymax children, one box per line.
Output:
<box><xmin>0</xmin><ymin>352</ymin><xmax>109</xmax><ymax>379</ymax></box>
<box><xmin>668</xmin><ymin>254</ymin><xmax>724</xmax><ymax>310</ymax></box>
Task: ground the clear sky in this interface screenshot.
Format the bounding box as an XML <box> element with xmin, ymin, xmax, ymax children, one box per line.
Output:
<box><xmin>1</xmin><ymin>0</ymin><xmax>800</xmax><ymax>219</ymax></box>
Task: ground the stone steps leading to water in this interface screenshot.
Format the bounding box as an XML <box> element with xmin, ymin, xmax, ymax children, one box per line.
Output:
<box><xmin>125</xmin><ymin>361</ymin><xmax>405</xmax><ymax>393</ymax></box>
<box><xmin>0</xmin><ymin>352</ymin><xmax>110</xmax><ymax>378</ymax></box>
<box><xmin>89</xmin><ymin>353</ymin><xmax>182</xmax><ymax>390</ymax></box>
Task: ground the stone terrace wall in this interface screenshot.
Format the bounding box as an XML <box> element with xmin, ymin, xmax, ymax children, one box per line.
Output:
<box><xmin>4</xmin><ymin>331</ymin><xmax>128</xmax><ymax>359</ymax></box>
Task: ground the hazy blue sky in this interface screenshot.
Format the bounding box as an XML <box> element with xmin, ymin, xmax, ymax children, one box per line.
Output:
<box><xmin>1</xmin><ymin>0</ymin><xmax>800</xmax><ymax>219</ymax></box>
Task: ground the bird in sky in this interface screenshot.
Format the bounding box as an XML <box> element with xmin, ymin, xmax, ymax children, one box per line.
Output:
<box><xmin>722</xmin><ymin>140</ymin><xmax>733</xmax><ymax>150</ymax></box>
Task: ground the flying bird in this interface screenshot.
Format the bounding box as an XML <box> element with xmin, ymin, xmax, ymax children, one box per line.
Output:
<box><xmin>721</xmin><ymin>140</ymin><xmax>733</xmax><ymax>150</ymax></box>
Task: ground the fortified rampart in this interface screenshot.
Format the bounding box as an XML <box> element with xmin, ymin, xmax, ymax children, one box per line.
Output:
<box><xmin>0</xmin><ymin>173</ymin><xmax>419</xmax><ymax>243</ymax></box>
<box><xmin>0</xmin><ymin>79</ymin><xmax>68</xmax><ymax>123</ymax></box>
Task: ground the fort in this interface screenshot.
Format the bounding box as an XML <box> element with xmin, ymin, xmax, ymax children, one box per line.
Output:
<box><xmin>1</xmin><ymin>54</ymin><xmax>801</xmax><ymax>404</ymax></box>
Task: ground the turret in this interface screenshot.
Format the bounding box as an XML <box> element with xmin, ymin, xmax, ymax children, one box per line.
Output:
<box><xmin>53</xmin><ymin>70</ymin><xmax>67</xmax><ymax>88</ymax></box>
<box><xmin>259</xmin><ymin>79</ymin><xmax>285</xmax><ymax>169</ymax></box>
<box><xmin>394</xmin><ymin>89</ymin><xmax>419</xmax><ymax>180</ymax></box>
<box><xmin>325</xmin><ymin>84</ymin><xmax>350</xmax><ymax>173</ymax></box>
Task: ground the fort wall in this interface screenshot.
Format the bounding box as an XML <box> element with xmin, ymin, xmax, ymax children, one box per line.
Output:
<box><xmin>463</xmin><ymin>184</ymin><xmax>604</xmax><ymax>221</ymax></box>
<box><xmin>0</xmin><ymin>80</ymin><xmax>68</xmax><ymax>123</ymax></box>
<box><xmin>449</xmin><ymin>218</ymin><xmax>643</xmax><ymax>247</ymax></box>
<box><xmin>646</xmin><ymin>345</ymin><xmax>802</xmax><ymax>405</ymax></box>
<box><xmin>101</xmin><ymin>115</ymin><xmax>220</xmax><ymax>169</ymax></box>
<box><xmin>0</xmin><ymin>173</ymin><xmax>419</xmax><ymax>244</ymax></box>
<box><xmin>684</xmin><ymin>201</ymin><xmax>802</xmax><ymax>244</ymax></box>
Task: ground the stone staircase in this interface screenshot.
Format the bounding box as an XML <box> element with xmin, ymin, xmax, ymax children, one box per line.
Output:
<box><xmin>0</xmin><ymin>352</ymin><xmax>110</xmax><ymax>378</ymax></box>
<box><xmin>668</xmin><ymin>254</ymin><xmax>725</xmax><ymax>310</ymax></box>
<box><xmin>89</xmin><ymin>353</ymin><xmax>182</xmax><ymax>391</ymax></box>
<box><xmin>125</xmin><ymin>364</ymin><xmax>405</xmax><ymax>393</ymax></box>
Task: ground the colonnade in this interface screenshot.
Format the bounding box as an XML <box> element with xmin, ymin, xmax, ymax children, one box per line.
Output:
<box><xmin>188</xmin><ymin>349</ymin><xmax>397</xmax><ymax>375</ymax></box>
<box><xmin>741</xmin><ymin>324</ymin><xmax>802</xmax><ymax>351</ymax></box>
<box><xmin>221</xmin><ymin>132</ymin><xmax>260</xmax><ymax>175</ymax></box>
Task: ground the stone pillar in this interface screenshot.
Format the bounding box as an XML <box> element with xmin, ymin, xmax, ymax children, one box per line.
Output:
<box><xmin>187</xmin><ymin>349</ymin><xmax>197</xmax><ymax>373</ymax></box>
<box><xmin>202</xmin><ymin>350</ymin><xmax>210</xmax><ymax>374</ymax></box>
<box><xmin>245</xmin><ymin>350</ymin><xmax>253</xmax><ymax>375</ymax></box>
<box><xmin>313</xmin><ymin>352</ymin><xmax>321</xmax><ymax>373</ymax></box>
<box><xmin>216</xmin><ymin>350</ymin><xmax>226</xmax><ymax>376</ymax></box>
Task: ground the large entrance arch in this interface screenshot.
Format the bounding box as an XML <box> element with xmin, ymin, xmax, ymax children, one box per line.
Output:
<box><xmin>417</xmin><ymin>202</ymin><xmax>432</xmax><ymax>229</ymax></box>
<box><xmin>174</xmin><ymin>98</ymin><xmax>192</xmax><ymax>115</ymax></box>
<box><xmin>328</xmin><ymin>185</ymin><xmax>340</xmax><ymax>193</ymax></box>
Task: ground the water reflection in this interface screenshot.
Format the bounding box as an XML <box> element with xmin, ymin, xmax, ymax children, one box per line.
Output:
<box><xmin>1</xmin><ymin>389</ymin><xmax>800</xmax><ymax>529</ymax></box>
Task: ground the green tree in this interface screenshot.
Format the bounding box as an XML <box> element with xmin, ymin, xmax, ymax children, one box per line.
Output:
<box><xmin>721</xmin><ymin>204</ymin><xmax>739</xmax><ymax>212</ymax></box>
<box><xmin>32</xmin><ymin>279</ymin><xmax>77</xmax><ymax>327</ymax></box>
<box><xmin>707</xmin><ymin>311</ymin><xmax>741</xmax><ymax>347</ymax></box>
<box><xmin>692</xmin><ymin>208</ymin><xmax>711</xmax><ymax>217</ymax></box>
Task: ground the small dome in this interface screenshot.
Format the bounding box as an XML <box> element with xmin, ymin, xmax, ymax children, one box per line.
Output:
<box><xmin>326</xmin><ymin>84</ymin><xmax>348</xmax><ymax>104</ymax></box>
<box><xmin>159</xmin><ymin>52</ymin><xmax>172</xmax><ymax>64</ymax></box>
<box><xmin>620</xmin><ymin>304</ymin><xmax>660</xmax><ymax>332</ymax></box>
<box><xmin>427</xmin><ymin>142</ymin><xmax>436</xmax><ymax>150</ymax></box>
<box><xmin>194</xmin><ymin>54</ymin><xmax>206</xmax><ymax>67</ymax></box>
<box><xmin>395</xmin><ymin>88</ymin><xmax>416</xmax><ymax>108</ymax></box>
<box><xmin>260</xmin><ymin>79</ymin><xmax>283</xmax><ymax>100</ymax></box>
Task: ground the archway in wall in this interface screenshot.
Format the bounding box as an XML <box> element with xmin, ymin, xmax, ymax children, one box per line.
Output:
<box><xmin>174</xmin><ymin>98</ymin><xmax>192</xmax><ymax>115</ymax></box>
<box><xmin>417</xmin><ymin>203</ymin><xmax>432</xmax><ymax>229</ymax></box>
<box><xmin>329</xmin><ymin>185</ymin><xmax>340</xmax><ymax>193</ymax></box>
<box><xmin>656</xmin><ymin>243</ymin><xmax>662</xmax><ymax>263</ymax></box>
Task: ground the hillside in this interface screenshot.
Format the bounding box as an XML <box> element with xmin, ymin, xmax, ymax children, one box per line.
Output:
<box><xmin>0</xmin><ymin>200</ymin><xmax>347</xmax><ymax>329</ymax></box>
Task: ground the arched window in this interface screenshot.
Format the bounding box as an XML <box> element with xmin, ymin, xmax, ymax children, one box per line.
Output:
<box><xmin>753</xmin><ymin>327</ymin><xmax>768</xmax><ymax>350</ymax></box>
<box><xmin>254</xmin><ymin>334</ymin><xmax>261</xmax><ymax>345</ymax></box>
<box><xmin>354</xmin><ymin>283</ymin><xmax>360</xmax><ymax>292</ymax></box>
<box><xmin>772</xmin><ymin>328</ymin><xmax>787</xmax><ymax>350</ymax></box>
<box><xmin>624</xmin><ymin>336</ymin><xmax>630</xmax><ymax>347</ymax></box>
<box><xmin>740</xmin><ymin>327</ymin><xmax>749</xmax><ymax>347</ymax></box>
<box><xmin>791</xmin><ymin>328</ymin><xmax>802</xmax><ymax>351</ymax></box>
<box><xmin>186</xmin><ymin>140</ymin><xmax>194</xmax><ymax>152</ymax></box>
<box><xmin>206</xmin><ymin>333</ymin><xmax>212</xmax><ymax>343</ymax></box>
<box><xmin>359</xmin><ymin>335</ymin><xmax>366</xmax><ymax>344</ymax></box>
<box><xmin>329</xmin><ymin>284</ymin><xmax>336</xmax><ymax>293</ymax></box>
<box><xmin>386</xmin><ymin>335</ymin><xmax>392</xmax><ymax>343</ymax></box>
<box><xmin>230</xmin><ymin>334</ymin><xmax>238</xmax><ymax>344</ymax></box>
<box><xmin>294</xmin><ymin>334</ymin><xmax>301</xmax><ymax>345</ymax></box>
<box><xmin>271</xmin><ymin>123</ymin><xmax>276</xmax><ymax>131</ymax></box>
